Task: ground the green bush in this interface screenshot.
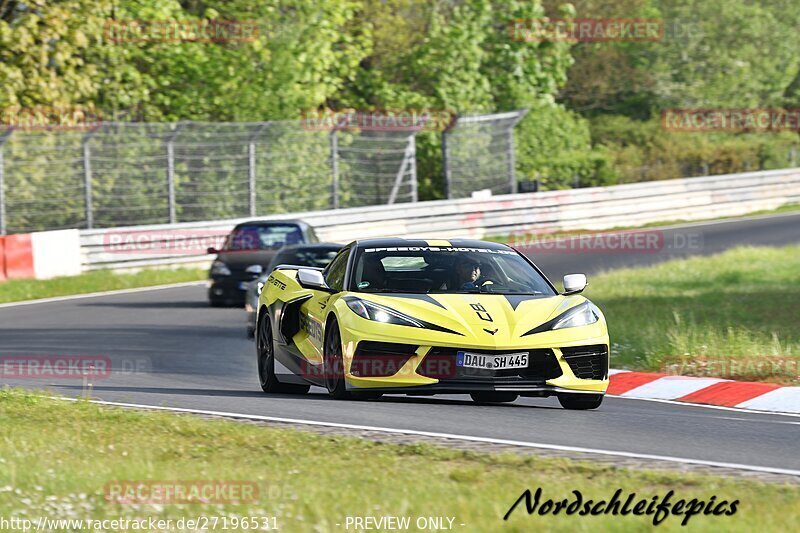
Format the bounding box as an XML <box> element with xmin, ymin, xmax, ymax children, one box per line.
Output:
<box><xmin>516</xmin><ymin>105</ymin><xmax>618</xmax><ymax>189</ymax></box>
<box><xmin>591</xmin><ymin>115</ymin><xmax>799</xmax><ymax>183</ymax></box>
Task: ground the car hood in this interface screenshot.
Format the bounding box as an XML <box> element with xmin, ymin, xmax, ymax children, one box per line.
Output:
<box><xmin>353</xmin><ymin>292</ymin><xmax>588</xmax><ymax>342</ymax></box>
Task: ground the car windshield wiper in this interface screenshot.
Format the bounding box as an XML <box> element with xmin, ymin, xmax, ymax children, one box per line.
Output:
<box><xmin>361</xmin><ymin>289</ymin><xmax>424</xmax><ymax>294</ymax></box>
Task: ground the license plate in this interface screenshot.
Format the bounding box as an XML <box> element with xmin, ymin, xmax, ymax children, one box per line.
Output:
<box><xmin>456</xmin><ymin>351</ymin><xmax>528</xmax><ymax>371</ymax></box>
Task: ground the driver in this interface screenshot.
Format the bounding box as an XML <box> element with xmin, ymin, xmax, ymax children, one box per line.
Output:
<box><xmin>453</xmin><ymin>259</ymin><xmax>481</xmax><ymax>290</ymax></box>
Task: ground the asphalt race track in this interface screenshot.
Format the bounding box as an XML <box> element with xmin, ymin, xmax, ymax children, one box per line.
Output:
<box><xmin>2</xmin><ymin>213</ymin><xmax>799</xmax><ymax>473</ymax></box>
<box><xmin>520</xmin><ymin>211</ymin><xmax>800</xmax><ymax>279</ymax></box>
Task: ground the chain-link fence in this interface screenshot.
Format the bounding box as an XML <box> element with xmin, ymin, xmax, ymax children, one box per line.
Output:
<box><xmin>0</xmin><ymin>121</ymin><xmax>423</xmax><ymax>234</ymax></box>
<box><xmin>442</xmin><ymin>110</ymin><xmax>528</xmax><ymax>199</ymax></box>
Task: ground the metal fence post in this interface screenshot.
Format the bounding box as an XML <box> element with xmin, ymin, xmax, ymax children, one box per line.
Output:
<box><xmin>248</xmin><ymin>142</ymin><xmax>257</xmax><ymax>217</ymax></box>
<box><xmin>248</xmin><ymin>122</ymin><xmax>270</xmax><ymax>218</ymax></box>
<box><xmin>165</xmin><ymin>123</ymin><xmax>185</xmax><ymax>224</ymax></box>
<box><xmin>409</xmin><ymin>135</ymin><xmax>418</xmax><ymax>202</ymax></box>
<box><xmin>330</xmin><ymin>130</ymin><xmax>339</xmax><ymax>209</ymax></box>
<box><xmin>507</xmin><ymin>109</ymin><xmax>527</xmax><ymax>195</ymax></box>
<box><xmin>441</xmin><ymin>130</ymin><xmax>451</xmax><ymax>199</ymax></box>
<box><xmin>507</xmin><ymin>129</ymin><xmax>517</xmax><ymax>194</ymax></box>
<box><xmin>387</xmin><ymin>136</ymin><xmax>413</xmax><ymax>205</ymax></box>
<box><xmin>0</xmin><ymin>128</ymin><xmax>12</xmax><ymax>235</ymax></box>
<box><xmin>82</xmin><ymin>127</ymin><xmax>100</xmax><ymax>229</ymax></box>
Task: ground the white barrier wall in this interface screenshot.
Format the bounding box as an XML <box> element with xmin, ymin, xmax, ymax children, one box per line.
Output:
<box><xmin>32</xmin><ymin>229</ymin><xmax>83</xmax><ymax>279</ymax></box>
<box><xmin>79</xmin><ymin>168</ymin><xmax>800</xmax><ymax>271</ymax></box>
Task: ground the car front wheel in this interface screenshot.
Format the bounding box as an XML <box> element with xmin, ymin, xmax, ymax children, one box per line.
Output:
<box><xmin>323</xmin><ymin>318</ymin><xmax>352</xmax><ymax>400</ymax></box>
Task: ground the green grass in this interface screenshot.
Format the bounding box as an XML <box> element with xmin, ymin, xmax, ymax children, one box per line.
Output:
<box><xmin>0</xmin><ymin>268</ymin><xmax>206</xmax><ymax>303</ymax></box>
<box><xmin>485</xmin><ymin>202</ymin><xmax>800</xmax><ymax>245</ymax></box>
<box><xmin>584</xmin><ymin>246</ymin><xmax>800</xmax><ymax>383</ymax></box>
<box><xmin>1</xmin><ymin>388</ymin><xmax>797</xmax><ymax>532</ymax></box>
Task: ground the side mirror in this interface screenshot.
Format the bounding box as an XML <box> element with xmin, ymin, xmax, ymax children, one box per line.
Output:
<box><xmin>207</xmin><ymin>247</ymin><xmax>219</xmax><ymax>255</ymax></box>
<box><xmin>297</xmin><ymin>268</ymin><xmax>330</xmax><ymax>291</ymax></box>
<box><xmin>563</xmin><ymin>273</ymin><xmax>587</xmax><ymax>295</ymax></box>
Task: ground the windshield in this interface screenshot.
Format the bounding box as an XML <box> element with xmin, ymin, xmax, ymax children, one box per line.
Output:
<box><xmin>351</xmin><ymin>246</ymin><xmax>556</xmax><ymax>296</ymax></box>
<box><xmin>270</xmin><ymin>247</ymin><xmax>340</xmax><ymax>269</ymax></box>
<box><xmin>224</xmin><ymin>224</ymin><xmax>303</xmax><ymax>251</ymax></box>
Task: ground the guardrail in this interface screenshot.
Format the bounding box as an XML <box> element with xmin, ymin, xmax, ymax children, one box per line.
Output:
<box><xmin>80</xmin><ymin>168</ymin><xmax>800</xmax><ymax>271</ymax></box>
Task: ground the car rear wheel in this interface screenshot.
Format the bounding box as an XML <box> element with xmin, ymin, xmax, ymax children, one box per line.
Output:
<box><xmin>557</xmin><ymin>393</ymin><xmax>603</xmax><ymax>410</ymax></box>
<box><xmin>323</xmin><ymin>318</ymin><xmax>351</xmax><ymax>400</ymax></box>
<box><xmin>470</xmin><ymin>392</ymin><xmax>518</xmax><ymax>404</ymax></box>
<box><xmin>257</xmin><ymin>314</ymin><xmax>309</xmax><ymax>394</ymax></box>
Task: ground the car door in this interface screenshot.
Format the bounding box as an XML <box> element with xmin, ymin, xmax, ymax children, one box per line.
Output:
<box><xmin>298</xmin><ymin>246</ymin><xmax>349</xmax><ymax>364</ymax></box>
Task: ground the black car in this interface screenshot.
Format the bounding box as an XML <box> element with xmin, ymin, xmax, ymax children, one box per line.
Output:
<box><xmin>207</xmin><ymin>220</ymin><xmax>318</xmax><ymax>306</ymax></box>
<box><xmin>244</xmin><ymin>243</ymin><xmax>342</xmax><ymax>337</ymax></box>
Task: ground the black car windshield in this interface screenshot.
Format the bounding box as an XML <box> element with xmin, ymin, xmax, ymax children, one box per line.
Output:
<box><xmin>224</xmin><ymin>224</ymin><xmax>303</xmax><ymax>251</ymax></box>
<box><xmin>270</xmin><ymin>247</ymin><xmax>340</xmax><ymax>269</ymax></box>
<box><xmin>351</xmin><ymin>246</ymin><xmax>556</xmax><ymax>296</ymax></box>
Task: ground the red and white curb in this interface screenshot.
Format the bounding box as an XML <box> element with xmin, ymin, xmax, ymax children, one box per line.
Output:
<box><xmin>608</xmin><ymin>369</ymin><xmax>800</xmax><ymax>415</ymax></box>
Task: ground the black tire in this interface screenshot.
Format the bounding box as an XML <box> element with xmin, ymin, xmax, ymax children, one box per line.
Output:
<box><xmin>256</xmin><ymin>314</ymin><xmax>309</xmax><ymax>394</ymax></box>
<box><xmin>470</xmin><ymin>392</ymin><xmax>519</xmax><ymax>404</ymax></box>
<box><xmin>323</xmin><ymin>318</ymin><xmax>351</xmax><ymax>400</ymax></box>
<box><xmin>557</xmin><ymin>393</ymin><xmax>603</xmax><ymax>410</ymax></box>
<box><xmin>210</xmin><ymin>298</ymin><xmax>224</xmax><ymax>308</ymax></box>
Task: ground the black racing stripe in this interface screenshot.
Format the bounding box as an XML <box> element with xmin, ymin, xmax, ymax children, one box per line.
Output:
<box><xmin>384</xmin><ymin>293</ymin><xmax>447</xmax><ymax>309</ymax></box>
<box><xmin>418</xmin><ymin>318</ymin><xmax>464</xmax><ymax>336</ymax></box>
<box><xmin>503</xmin><ymin>295</ymin><xmax>544</xmax><ymax>311</ymax></box>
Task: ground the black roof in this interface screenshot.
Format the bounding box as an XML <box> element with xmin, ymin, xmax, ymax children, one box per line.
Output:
<box><xmin>233</xmin><ymin>219</ymin><xmax>310</xmax><ymax>228</ymax></box>
<box><xmin>352</xmin><ymin>238</ymin><xmax>510</xmax><ymax>250</ymax></box>
<box><xmin>274</xmin><ymin>243</ymin><xmax>342</xmax><ymax>252</ymax></box>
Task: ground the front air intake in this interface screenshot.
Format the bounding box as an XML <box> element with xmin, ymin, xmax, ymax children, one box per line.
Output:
<box><xmin>560</xmin><ymin>345</ymin><xmax>609</xmax><ymax>380</ymax></box>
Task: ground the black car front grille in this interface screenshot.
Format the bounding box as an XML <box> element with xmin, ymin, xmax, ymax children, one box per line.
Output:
<box><xmin>560</xmin><ymin>345</ymin><xmax>608</xmax><ymax>380</ymax></box>
<box><xmin>351</xmin><ymin>341</ymin><xmax>418</xmax><ymax>378</ymax></box>
<box><xmin>417</xmin><ymin>347</ymin><xmax>562</xmax><ymax>383</ymax></box>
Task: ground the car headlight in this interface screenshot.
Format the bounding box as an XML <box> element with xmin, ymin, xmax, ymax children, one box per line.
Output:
<box><xmin>552</xmin><ymin>302</ymin><xmax>600</xmax><ymax>330</ymax></box>
<box><xmin>211</xmin><ymin>261</ymin><xmax>231</xmax><ymax>276</ymax></box>
<box><xmin>345</xmin><ymin>297</ymin><xmax>423</xmax><ymax>328</ymax></box>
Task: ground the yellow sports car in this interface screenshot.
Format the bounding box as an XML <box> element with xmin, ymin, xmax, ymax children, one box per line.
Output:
<box><xmin>255</xmin><ymin>238</ymin><xmax>609</xmax><ymax>409</ymax></box>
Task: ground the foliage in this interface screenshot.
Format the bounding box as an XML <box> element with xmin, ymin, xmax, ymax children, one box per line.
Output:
<box><xmin>1</xmin><ymin>0</ymin><xmax>798</xmax><ymax>209</ymax></box>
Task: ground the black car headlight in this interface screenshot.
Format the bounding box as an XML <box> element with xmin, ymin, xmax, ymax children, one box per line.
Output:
<box><xmin>523</xmin><ymin>301</ymin><xmax>600</xmax><ymax>336</ymax></box>
<box><xmin>552</xmin><ymin>302</ymin><xmax>600</xmax><ymax>330</ymax></box>
<box><xmin>345</xmin><ymin>297</ymin><xmax>423</xmax><ymax>328</ymax></box>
